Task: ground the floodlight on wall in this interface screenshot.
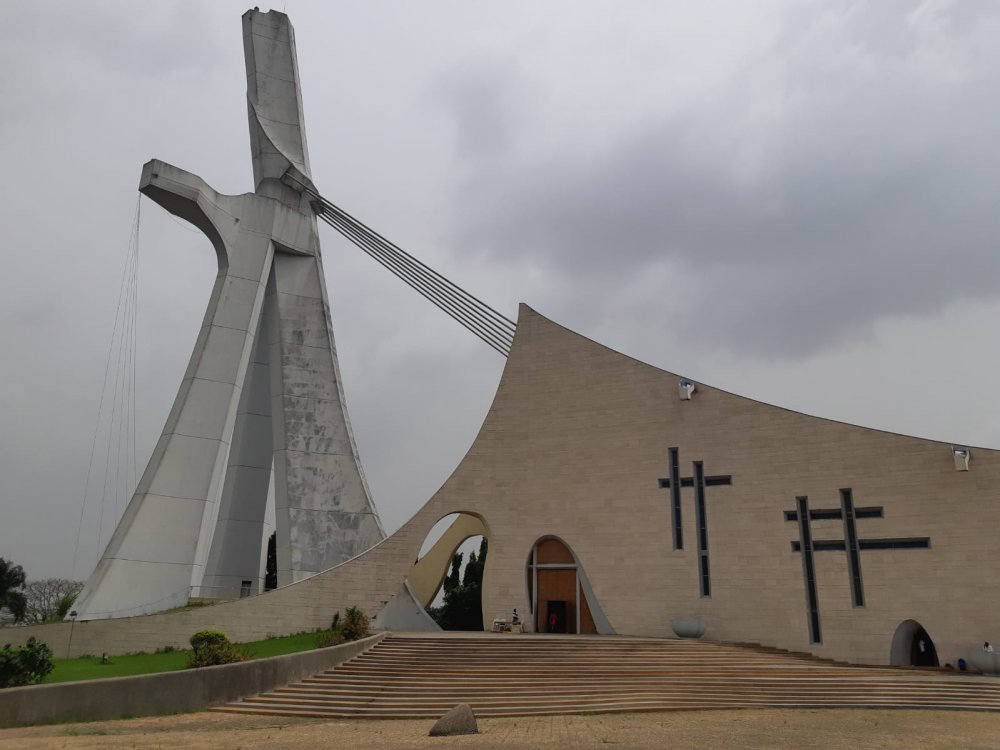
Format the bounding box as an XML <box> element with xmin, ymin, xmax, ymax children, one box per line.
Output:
<box><xmin>678</xmin><ymin>379</ymin><xmax>697</xmax><ymax>401</ymax></box>
<box><xmin>953</xmin><ymin>446</ymin><xmax>971</xmax><ymax>472</ymax></box>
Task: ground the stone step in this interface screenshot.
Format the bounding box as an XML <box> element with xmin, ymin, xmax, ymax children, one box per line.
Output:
<box><xmin>234</xmin><ymin>691</ymin><xmax>1000</xmax><ymax>708</ymax></box>
<box><xmin>361</xmin><ymin>647</ymin><xmax>867</xmax><ymax>665</ymax></box>
<box><xmin>371</xmin><ymin>645</ymin><xmax>800</xmax><ymax>656</ymax></box>
<box><xmin>326</xmin><ymin>666</ymin><xmax>904</xmax><ymax>678</ymax></box>
<box><xmin>352</xmin><ymin>654</ymin><xmax>825</xmax><ymax>665</ymax></box>
<box><xmin>377</xmin><ymin>638</ymin><xmax>859</xmax><ymax>668</ymax></box>
<box><xmin>215</xmin><ymin>635</ymin><xmax>1000</xmax><ymax>719</ymax></box>
<box><xmin>297</xmin><ymin>672</ymin><xmax>932</xmax><ymax>684</ymax></box>
<box><xmin>216</xmin><ymin>695</ymin><xmax>1000</xmax><ymax>720</ymax></box>
<box><xmin>276</xmin><ymin>681</ymin><xmax>999</xmax><ymax>696</ymax></box>
<box><xmin>253</xmin><ymin>688</ymin><xmax>1000</xmax><ymax>708</ymax></box>
<box><xmin>340</xmin><ymin>654</ymin><xmax>888</xmax><ymax>672</ymax></box>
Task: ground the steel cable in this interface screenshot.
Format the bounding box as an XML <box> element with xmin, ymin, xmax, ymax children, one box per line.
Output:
<box><xmin>316</xmin><ymin>208</ymin><xmax>512</xmax><ymax>355</ymax></box>
<box><xmin>317</xmin><ymin>201</ymin><xmax>515</xmax><ymax>337</ymax></box>
<box><xmin>316</xmin><ymin>205</ymin><xmax>514</xmax><ymax>348</ymax></box>
<box><xmin>282</xmin><ymin>173</ymin><xmax>515</xmax><ymax>356</ymax></box>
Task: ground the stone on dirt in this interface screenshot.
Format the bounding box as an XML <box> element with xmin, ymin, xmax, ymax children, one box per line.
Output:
<box><xmin>428</xmin><ymin>703</ymin><xmax>479</xmax><ymax>736</ymax></box>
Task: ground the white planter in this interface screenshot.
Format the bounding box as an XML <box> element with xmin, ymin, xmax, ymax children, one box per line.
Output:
<box><xmin>672</xmin><ymin>617</ymin><xmax>706</xmax><ymax>639</ymax></box>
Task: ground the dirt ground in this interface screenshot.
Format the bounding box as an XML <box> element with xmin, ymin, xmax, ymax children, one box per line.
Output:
<box><xmin>2</xmin><ymin>709</ymin><xmax>1000</xmax><ymax>750</ymax></box>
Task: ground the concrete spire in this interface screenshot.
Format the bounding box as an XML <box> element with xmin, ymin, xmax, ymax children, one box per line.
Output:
<box><xmin>243</xmin><ymin>9</ymin><xmax>313</xmax><ymax>202</ymax></box>
<box><xmin>73</xmin><ymin>9</ymin><xmax>385</xmax><ymax>620</ymax></box>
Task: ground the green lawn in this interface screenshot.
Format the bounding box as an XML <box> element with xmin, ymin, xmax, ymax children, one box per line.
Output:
<box><xmin>43</xmin><ymin>631</ymin><xmax>323</xmax><ymax>684</ymax></box>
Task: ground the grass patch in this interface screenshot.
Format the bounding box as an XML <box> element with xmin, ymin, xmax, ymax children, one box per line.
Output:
<box><xmin>239</xmin><ymin>631</ymin><xmax>321</xmax><ymax>660</ymax></box>
<box><xmin>42</xmin><ymin>631</ymin><xmax>325</xmax><ymax>684</ymax></box>
<box><xmin>44</xmin><ymin>651</ymin><xmax>189</xmax><ymax>683</ymax></box>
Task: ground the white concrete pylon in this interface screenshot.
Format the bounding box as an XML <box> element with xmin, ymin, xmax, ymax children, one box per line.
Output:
<box><xmin>72</xmin><ymin>9</ymin><xmax>385</xmax><ymax>620</ymax></box>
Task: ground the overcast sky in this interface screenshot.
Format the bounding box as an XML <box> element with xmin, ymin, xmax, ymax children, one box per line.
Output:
<box><xmin>2</xmin><ymin>0</ymin><xmax>1000</xmax><ymax>581</ymax></box>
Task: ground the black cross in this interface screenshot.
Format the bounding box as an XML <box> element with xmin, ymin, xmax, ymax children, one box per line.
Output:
<box><xmin>658</xmin><ymin>448</ymin><xmax>732</xmax><ymax>597</ymax></box>
<box><xmin>786</xmin><ymin>489</ymin><xmax>930</xmax><ymax>645</ymax></box>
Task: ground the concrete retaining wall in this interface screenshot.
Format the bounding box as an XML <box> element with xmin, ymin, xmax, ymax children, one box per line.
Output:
<box><xmin>0</xmin><ymin>632</ymin><xmax>384</xmax><ymax>728</ymax></box>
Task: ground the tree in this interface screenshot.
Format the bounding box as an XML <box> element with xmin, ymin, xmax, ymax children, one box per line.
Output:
<box><xmin>0</xmin><ymin>558</ymin><xmax>27</xmax><ymax>625</ymax></box>
<box><xmin>463</xmin><ymin>551</ymin><xmax>478</xmax><ymax>586</ymax></box>
<box><xmin>463</xmin><ymin>538</ymin><xmax>488</xmax><ymax>587</ymax></box>
<box><xmin>56</xmin><ymin>593</ymin><xmax>76</xmax><ymax>620</ymax></box>
<box><xmin>265</xmin><ymin>532</ymin><xmax>277</xmax><ymax>591</ymax></box>
<box><xmin>431</xmin><ymin>538</ymin><xmax>488</xmax><ymax>631</ymax></box>
<box><xmin>22</xmin><ymin>579</ymin><xmax>84</xmax><ymax>624</ymax></box>
<box><xmin>444</xmin><ymin>552</ymin><xmax>462</xmax><ymax>594</ymax></box>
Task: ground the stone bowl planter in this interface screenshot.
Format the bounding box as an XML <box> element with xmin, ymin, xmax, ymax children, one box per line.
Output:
<box><xmin>671</xmin><ymin>617</ymin><xmax>706</xmax><ymax>639</ymax></box>
<box><xmin>968</xmin><ymin>651</ymin><xmax>1000</xmax><ymax>675</ymax></box>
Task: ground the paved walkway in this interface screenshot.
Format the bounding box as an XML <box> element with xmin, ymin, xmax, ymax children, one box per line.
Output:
<box><xmin>4</xmin><ymin>709</ymin><xmax>1000</xmax><ymax>749</ymax></box>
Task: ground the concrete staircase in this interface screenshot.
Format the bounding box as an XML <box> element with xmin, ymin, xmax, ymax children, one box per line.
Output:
<box><xmin>214</xmin><ymin>634</ymin><xmax>1000</xmax><ymax>718</ymax></box>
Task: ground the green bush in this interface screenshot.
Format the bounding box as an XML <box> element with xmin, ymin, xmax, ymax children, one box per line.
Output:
<box><xmin>189</xmin><ymin>630</ymin><xmax>228</xmax><ymax>651</ymax></box>
<box><xmin>341</xmin><ymin>606</ymin><xmax>370</xmax><ymax>641</ymax></box>
<box><xmin>187</xmin><ymin>630</ymin><xmax>246</xmax><ymax>668</ymax></box>
<box><xmin>313</xmin><ymin>607</ymin><xmax>369</xmax><ymax>648</ymax></box>
<box><xmin>0</xmin><ymin>637</ymin><xmax>54</xmax><ymax>688</ymax></box>
<box><xmin>315</xmin><ymin>629</ymin><xmax>346</xmax><ymax>648</ymax></box>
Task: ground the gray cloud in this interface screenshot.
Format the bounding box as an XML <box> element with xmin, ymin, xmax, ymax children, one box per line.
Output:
<box><xmin>442</xmin><ymin>0</ymin><xmax>1000</xmax><ymax>355</ymax></box>
<box><xmin>4</xmin><ymin>0</ymin><xmax>1000</xmax><ymax>583</ymax></box>
<box><xmin>429</xmin><ymin>59</ymin><xmax>527</xmax><ymax>162</ymax></box>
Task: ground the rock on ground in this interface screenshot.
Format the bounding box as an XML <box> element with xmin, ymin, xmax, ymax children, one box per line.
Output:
<box><xmin>429</xmin><ymin>703</ymin><xmax>479</xmax><ymax>736</ymax></box>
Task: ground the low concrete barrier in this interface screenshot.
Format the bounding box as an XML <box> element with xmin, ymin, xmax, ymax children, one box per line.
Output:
<box><xmin>0</xmin><ymin>632</ymin><xmax>385</xmax><ymax>727</ymax></box>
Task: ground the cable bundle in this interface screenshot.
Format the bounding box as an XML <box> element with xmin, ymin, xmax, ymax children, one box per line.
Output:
<box><xmin>287</xmin><ymin>178</ymin><xmax>515</xmax><ymax>356</ymax></box>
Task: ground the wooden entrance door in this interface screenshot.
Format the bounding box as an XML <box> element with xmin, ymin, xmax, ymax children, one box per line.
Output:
<box><xmin>536</xmin><ymin>568</ymin><xmax>577</xmax><ymax>633</ymax></box>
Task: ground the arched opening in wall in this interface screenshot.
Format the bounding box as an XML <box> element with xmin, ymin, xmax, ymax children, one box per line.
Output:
<box><xmin>408</xmin><ymin>512</ymin><xmax>490</xmax><ymax>631</ymax></box>
<box><xmin>889</xmin><ymin>619</ymin><xmax>939</xmax><ymax>667</ymax></box>
<box><xmin>525</xmin><ymin>536</ymin><xmax>611</xmax><ymax>635</ymax></box>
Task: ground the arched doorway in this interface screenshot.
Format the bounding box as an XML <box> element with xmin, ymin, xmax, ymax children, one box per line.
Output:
<box><xmin>526</xmin><ymin>536</ymin><xmax>612</xmax><ymax>635</ymax></box>
<box><xmin>890</xmin><ymin>619</ymin><xmax>939</xmax><ymax>667</ymax></box>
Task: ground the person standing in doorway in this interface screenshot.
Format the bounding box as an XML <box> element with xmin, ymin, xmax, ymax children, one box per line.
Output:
<box><xmin>548</xmin><ymin>610</ymin><xmax>558</xmax><ymax>633</ymax></box>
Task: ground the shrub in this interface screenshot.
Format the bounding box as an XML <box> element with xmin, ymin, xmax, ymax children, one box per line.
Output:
<box><xmin>341</xmin><ymin>606</ymin><xmax>370</xmax><ymax>641</ymax></box>
<box><xmin>187</xmin><ymin>630</ymin><xmax>246</xmax><ymax>668</ymax></box>
<box><xmin>315</xmin><ymin>629</ymin><xmax>346</xmax><ymax>648</ymax></box>
<box><xmin>189</xmin><ymin>630</ymin><xmax>228</xmax><ymax>651</ymax></box>
<box><xmin>0</xmin><ymin>637</ymin><xmax>54</xmax><ymax>688</ymax></box>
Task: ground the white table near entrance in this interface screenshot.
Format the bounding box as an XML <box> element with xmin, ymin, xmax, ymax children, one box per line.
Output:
<box><xmin>492</xmin><ymin>615</ymin><xmax>523</xmax><ymax>633</ymax></box>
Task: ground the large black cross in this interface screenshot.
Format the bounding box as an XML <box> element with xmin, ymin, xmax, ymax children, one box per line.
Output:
<box><xmin>785</xmin><ymin>488</ymin><xmax>930</xmax><ymax>644</ymax></box>
<box><xmin>658</xmin><ymin>447</ymin><xmax>732</xmax><ymax>597</ymax></box>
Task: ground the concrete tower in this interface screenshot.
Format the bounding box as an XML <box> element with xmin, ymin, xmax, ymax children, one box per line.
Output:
<box><xmin>73</xmin><ymin>10</ymin><xmax>385</xmax><ymax>620</ymax></box>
